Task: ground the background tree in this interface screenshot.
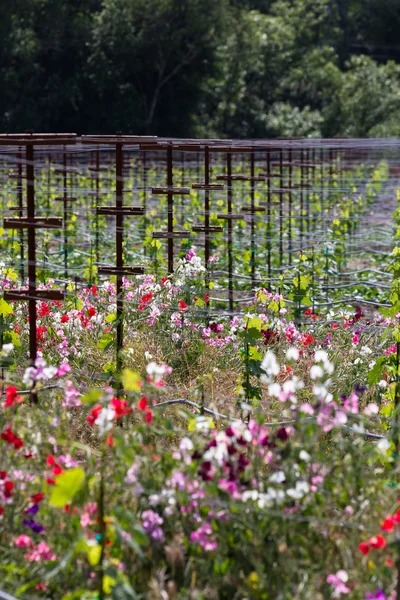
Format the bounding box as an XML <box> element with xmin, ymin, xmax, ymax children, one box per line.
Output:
<box><xmin>0</xmin><ymin>0</ymin><xmax>399</xmax><ymax>137</ymax></box>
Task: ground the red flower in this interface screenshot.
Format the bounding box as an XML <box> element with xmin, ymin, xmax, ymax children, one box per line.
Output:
<box><xmin>13</xmin><ymin>437</ymin><xmax>24</xmax><ymax>450</ymax></box>
<box><xmin>52</xmin><ymin>465</ymin><xmax>63</xmax><ymax>476</ymax></box>
<box><xmin>46</xmin><ymin>455</ymin><xmax>56</xmax><ymax>466</ymax></box>
<box><xmin>386</xmin><ymin>557</ymin><xmax>394</xmax><ymax>567</ymax></box>
<box><xmin>110</xmin><ymin>397</ymin><xmax>132</xmax><ymax>419</ymax></box>
<box><xmin>359</xmin><ymin>542</ymin><xmax>369</xmax><ymax>555</ymax></box>
<box><xmin>179</xmin><ymin>300</ymin><xmax>188</xmax><ymax>312</ymax></box>
<box><xmin>61</xmin><ymin>314</ymin><xmax>69</xmax><ymax>323</ymax></box>
<box><xmin>138</xmin><ymin>292</ymin><xmax>154</xmax><ymax>310</ymax></box>
<box><xmin>161</xmin><ymin>277</ymin><xmax>168</xmax><ymax>287</ymax></box>
<box><xmin>304</xmin><ymin>308</ymin><xmax>312</xmax><ymax>316</ymax></box>
<box><xmin>5</xmin><ymin>386</ymin><xmax>23</xmax><ymax>407</ymax></box>
<box><xmin>301</xmin><ymin>333</ymin><xmax>314</xmax><ymax>347</ymax></box>
<box><xmin>145</xmin><ymin>410</ymin><xmax>153</xmax><ymax>424</ymax></box>
<box><xmin>36</xmin><ymin>326</ymin><xmax>47</xmax><ymax>342</ymax></box>
<box><xmin>4</xmin><ymin>480</ymin><xmax>14</xmax><ymax>498</ymax></box>
<box><xmin>0</xmin><ymin>507</ymin><xmax>4</xmax><ymax>516</ymax></box>
<box><xmin>138</xmin><ymin>396</ymin><xmax>148</xmax><ymax>411</ymax></box>
<box><xmin>1</xmin><ymin>428</ymin><xmax>23</xmax><ymax>450</ymax></box>
<box><xmin>381</xmin><ymin>517</ymin><xmax>395</xmax><ymax>532</ymax></box>
<box><xmin>369</xmin><ymin>535</ymin><xmax>386</xmax><ymax>549</ymax></box>
<box><xmin>106</xmin><ymin>434</ymin><xmax>115</xmax><ymax>447</ymax></box>
<box><xmin>91</xmin><ymin>285</ymin><xmax>98</xmax><ymax>296</ymax></box>
<box><xmin>87</xmin><ymin>307</ymin><xmax>96</xmax><ymax>318</ymax></box>
<box><xmin>39</xmin><ymin>302</ymin><xmax>50</xmax><ymax>318</ymax></box>
<box><xmin>204</xmin><ymin>293</ymin><xmax>210</xmax><ymax>304</ymax></box>
<box><xmin>86</xmin><ymin>404</ymin><xmax>103</xmax><ymax>426</ymax></box>
<box><xmin>31</xmin><ymin>493</ymin><xmax>45</xmax><ymax>503</ymax></box>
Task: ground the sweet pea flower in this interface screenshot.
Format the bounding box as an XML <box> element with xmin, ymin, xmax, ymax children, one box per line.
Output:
<box><xmin>326</xmin><ymin>570</ymin><xmax>350</xmax><ymax>596</ymax></box>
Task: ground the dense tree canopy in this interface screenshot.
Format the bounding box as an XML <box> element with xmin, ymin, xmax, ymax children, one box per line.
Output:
<box><xmin>1</xmin><ymin>0</ymin><xmax>400</xmax><ymax>137</ymax></box>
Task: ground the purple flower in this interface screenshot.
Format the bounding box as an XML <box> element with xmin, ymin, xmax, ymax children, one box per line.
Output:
<box><xmin>26</xmin><ymin>504</ymin><xmax>39</xmax><ymax>515</ymax></box>
<box><xmin>23</xmin><ymin>518</ymin><xmax>44</xmax><ymax>534</ymax></box>
<box><xmin>365</xmin><ymin>590</ymin><xmax>387</xmax><ymax>600</ymax></box>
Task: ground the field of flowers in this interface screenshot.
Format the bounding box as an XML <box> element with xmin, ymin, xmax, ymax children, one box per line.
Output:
<box><xmin>1</xmin><ymin>147</ymin><xmax>400</xmax><ymax>600</ymax></box>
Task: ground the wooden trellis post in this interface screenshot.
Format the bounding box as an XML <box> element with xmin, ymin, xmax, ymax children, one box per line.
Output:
<box><xmin>216</xmin><ymin>148</ymin><xmax>254</xmax><ymax>311</ymax></box>
<box><xmin>54</xmin><ymin>146</ymin><xmax>77</xmax><ymax>280</ymax></box>
<box><xmin>82</xmin><ymin>135</ymin><xmax>156</xmax><ymax>392</ymax></box>
<box><xmin>1</xmin><ymin>133</ymin><xmax>76</xmax><ymax>401</ymax></box>
<box><xmin>192</xmin><ymin>145</ymin><xmax>224</xmax><ymax>284</ymax></box>
<box><xmin>152</xmin><ymin>143</ymin><xmax>191</xmax><ymax>274</ymax></box>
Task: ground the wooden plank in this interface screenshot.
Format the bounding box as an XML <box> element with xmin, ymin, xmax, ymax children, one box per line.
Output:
<box><xmin>153</xmin><ymin>231</ymin><xmax>191</xmax><ymax>239</ymax></box>
<box><xmin>152</xmin><ymin>186</ymin><xmax>191</xmax><ymax>195</ymax></box>
<box><xmin>192</xmin><ymin>226</ymin><xmax>224</xmax><ymax>233</ymax></box>
<box><xmin>4</xmin><ymin>217</ymin><xmax>62</xmax><ymax>229</ymax></box>
<box><xmin>98</xmin><ymin>266</ymin><xmax>145</xmax><ymax>276</ymax></box>
<box><xmin>4</xmin><ymin>289</ymin><xmax>65</xmax><ymax>301</ymax></box>
<box><xmin>97</xmin><ymin>206</ymin><xmax>145</xmax><ymax>216</ymax></box>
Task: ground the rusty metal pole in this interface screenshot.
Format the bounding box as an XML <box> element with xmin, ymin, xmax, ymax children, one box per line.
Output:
<box><xmin>116</xmin><ymin>141</ymin><xmax>124</xmax><ymax>378</ymax></box>
<box><xmin>95</xmin><ymin>148</ymin><xmax>100</xmax><ymax>264</ymax></box>
<box><xmin>167</xmin><ymin>144</ymin><xmax>174</xmax><ymax>273</ymax></box>
<box><xmin>227</xmin><ymin>152</ymin><xmax>233</xmax><ymax>312</ymax></box>
<box><xmin>17</xmin><ymin>148</ymin><xmax>24</xmax><ymax>282</ymax></box>
<box><xmin>300</xmin><ymin>148</ymin><xmax>304</xmax><ymax>250</ymax></box>
<box><xmin>26</xmin><ymin>143</ymin><xmax>37</xmax><ymax>368</ymax></box>
<box><xmin>279</xmin><ymin>147</ymin><xmax>283</xmax><ymax>266</ymax></box>
<box><xmin>288</xmin><ymin>146</ymin><xmax>292</xmax><ymax>266</ymax></box>
<box><xmin>204</xmin><ymin>146</ymin><xmax>210</xmax><ymax>269</ymax></box>
<box><xmin>320</xmin><ymin>147</ymin><xmax>324</xmax><ymax>234</ymax></box>
<box><xmin>250</xmin><ymin>151</ymin><xmax>256</xmax><ymax>289</ymax></box>
<box><xmin>180</xmin><ymin>151</ymin><xmax>185</xmax><ymax>228</ymax></box>
<box><xmin>266</xmin><ymin>149</ymin><xmax>271</xmax><ymax>281</ymax></box>
<box><xmin>63</xmin><ymin>147</ymin><xmax>68</xmax><ymax>280</ymax></box>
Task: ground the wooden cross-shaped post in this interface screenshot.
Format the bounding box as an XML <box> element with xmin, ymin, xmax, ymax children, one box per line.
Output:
<box><xmin>0</xmin><ymin>133</ymin><xmax>76</xmax><ymax>401</ymax></box>
<box><xmin>192</xmin><ymin>145</ymin><xmax>224</xmax><ymax>285</ymax></box>
<box><xmin>54</xmin><ymin>146</ymin><xmax>77</xmax><ymax>280</ymax></box>
<box><xmin>151</xmin><ymin>143</ymin><xmax>191</xmax><ymax>274</ymax></box>
<box><xmin>82</xmin><ymin>135</ymin><xmax>156</xmax><ymax>392</ymax></box>
<box><xmin>215</xmin><ymin>147</ymin><xmax>254</xmax><ymax>311</ymax></box>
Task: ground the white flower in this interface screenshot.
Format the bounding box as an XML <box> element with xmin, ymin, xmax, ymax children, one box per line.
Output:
<box><xmin>268</xmin><ymin>471</ymin><xmax>285</xmax><ymax>483</ymax></box>
<box><xmin>286</xmin><ymin>481</ymin><xmax>309</xmax><ymax>499</ymax></box>
<box><xmin>1</xmin><ymin>343</ymin><xmax>14</xmax><ymax>356</ymax></box>
<box><xmin>363</xmin><ymin>403</ymin><xmax>379</xmax><ymax>416</ymax></box>
<box><xmin>310</xmin><ymin>365</ymin><xmax>323</xmax><ymax>380</ymax></box>
<box><xmin>378</xmin><ymin>380</ymin><xmax>388</xmax><ymax>389</ymax></box>
<box><xmin>314</xmin><ymin>350</ymin><xmax>328</xmax><ymax>363</ymax></box>
<box><xmin>377</xmin><ymin>437</ymin><xmax>391</xmax><ymax>452</ymax></box>
<box><xmin>261</xmin><ymin>351</ymin><xmax>280</xmax><ymax>378</ymax></box>
<box><xmin>299</xmin><ymin>450</ymin><xmax>311</xmax><ymax>462</ymax></box>
<box><xmin>286</xmin><ymin>347</ymin><xmax>299</xmax><ymax>361</ymax></box>
<box><xmin>179</xmin><ymin>437</ymin><xmax>194</xmax><ymax>452</ymax></box>
<box><xmin>242</xmin><ymin>490</ymin><xmax>259</xmax><ymax>502</ymax></box>
<box><xmin>360</xmin><ymin>346</ymin><xmax>372</xmax><ymax>355</ymax></box>
<box><xmin>268</xmin><ymin>383</ymin><xmax>281</xmax><ymax>397</ymax></box>
<box><xmin>96</xmin><ymin>407</ymin><xmax>115</xmax><ymax>435</ymax></box>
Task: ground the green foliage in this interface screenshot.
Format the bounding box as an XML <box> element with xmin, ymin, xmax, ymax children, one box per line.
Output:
<box><xmin>1</xmin><ymin>0</ymin><xmax>400</xmax><ymax>136</ymax></box>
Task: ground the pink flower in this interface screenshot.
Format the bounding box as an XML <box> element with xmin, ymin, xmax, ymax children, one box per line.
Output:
<box><xmin>15</xmin><ymin>534</ymin><xmax>32</xmax><ymax>547</ymax></box>
<box><xmin>327</xmin><ymin>570</ymin><xmax>350</xmax><ymax>595</ymax></box>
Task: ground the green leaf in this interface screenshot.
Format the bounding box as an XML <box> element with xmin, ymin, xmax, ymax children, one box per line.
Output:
<box><xmin>97</xmin><ymin>332</ymin><xmax>114</xmax><ymax>351</ymax></box>
<box><xmin>122</xmin><ymin>369</ymin><xmax>142</xmax><ymax>392</ymax></box>
<box><xmin>49</xmin><ymin>467</ymin><xmax>85</xmax><ymax>507</ymax></box>
<box><xmin>86</xmin><ymin>542</ymin><xmax>102</xmax><ymax>566</ymax></box>
<box><xmin>81</xmin><ymin>389</ymin><xmax>102</xmax><ymax>404</ymax></box>
<box><xmin>368</xmin><ymin>357</ymin><xmax>387</xmax><ymax>385</ymax></box>
<box><xmin>0</xmin><ymin>298</ymin><xmax>13</xmax><ymax>317</ymax></box>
